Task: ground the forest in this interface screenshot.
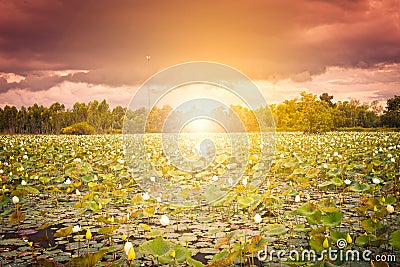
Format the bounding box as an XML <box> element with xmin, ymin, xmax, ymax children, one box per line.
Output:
<box><xmin>0</xmin><ymin>93</ymin><xmax>399</xmax><ymax>134</ymax></box>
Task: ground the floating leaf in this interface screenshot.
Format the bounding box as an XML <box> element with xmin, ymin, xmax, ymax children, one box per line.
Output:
<box><xmin>97</xmin><ymin>226</ymin><xmax>118</xmax><ymax>235</ymax></box>
<box><xmin>65</xmin><ymin>248</ymin><xmax>107</xmax><ymax>267</ymax></box>
<box><xmin>264</xmin><ymin>224</ymin><xmax>287</xmax><ymax>237</ymax></box>
<box><xmin>389</xmin><ymin>230</ymin><xmax>400</xmax><ymax>249</ymax></box>
<box><xmin>295</xmin><ymin>203</ymin><xmax>319</xmax><ymax>216</ymax></box>
<box><xmin>54</xmin><ymin>225</ymin><xmax>73</xmax><ymax>238</ymax></box>
<box><xmin>139</xmin><ymin>237</ymin><xmax>171</xmax><ymax>257</ymax></box>
<box><xmin>321</xmin><ymin>211</ymin><xmax>343</xmax><ymax>227</ymax></box>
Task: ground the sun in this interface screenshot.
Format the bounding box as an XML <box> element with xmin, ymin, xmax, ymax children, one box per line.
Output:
<box><xmin>181</xmin><ymin>118</ymin><xmax>225</xmax><ymax>133</ymax></box>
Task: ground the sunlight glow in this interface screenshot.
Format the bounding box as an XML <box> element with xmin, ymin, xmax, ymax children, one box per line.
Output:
<box><xmin>181</xmin><ymin>118</ymin><xmax>225</xmax><ymax>133</ymax></box>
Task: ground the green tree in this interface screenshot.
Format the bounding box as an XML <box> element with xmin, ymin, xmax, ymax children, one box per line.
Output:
<box><xmin>319</xmin><ymin>93</ymin><xmax>335</xmax><ymax>107</ymax></box>
<box><xmin>381</xmin><ymin>95</ymin><xmax>400</xmax><ymax>127</ymax></box>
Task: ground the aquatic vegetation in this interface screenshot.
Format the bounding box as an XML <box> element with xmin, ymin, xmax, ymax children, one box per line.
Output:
<box><xmin>0</xmin><ymin>132</ymin><xmax>398</xmax><ymax>266</ymax></box>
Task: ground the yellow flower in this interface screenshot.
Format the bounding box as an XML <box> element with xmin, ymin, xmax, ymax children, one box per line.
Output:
<box><xmin>86</xmin><ymin>228</ymin><xmax>92</xmax><ymax>240</ymax></box>
<box><xmin>122</xmin><ymin>234</ymin><xmax>127</xmax><ymax>241</ymax></box>
<box><xmin>28</xmin><ymin>242</ymin><xmax>33</xmax><ymax>247</ymax></box>
<box><xmin>373</xmin><ymin>205</ymin><xmax>377</xmax><ymax>212</ymax></box>
<box><xmin>170</xmin><ymin>250</ymin><xmax>176</xmax><ymax>258</ymax></box>
<box><xmin>127</xmin><ymin>246</ymin><xmax>136</xmax><ymax>261</ymax></box>
<box><xmin>346</xmin><ymin>233</ymin><xmax>353</xmax><ymax>244</ymax></box>
<box><xmin>323</xmin><ymin>238</ymin><xmax>329</xmax><ymax>249</ymax></box>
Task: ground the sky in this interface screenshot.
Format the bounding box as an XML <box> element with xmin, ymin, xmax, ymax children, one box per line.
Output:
<box><xmin>0</xmin><ymin>0</ymin><xmax>399</xmax><ymax>109</ymax></box>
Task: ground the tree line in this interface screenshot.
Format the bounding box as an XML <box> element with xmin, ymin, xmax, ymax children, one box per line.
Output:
<box><xmin>267</xmin><ymin>92</ymin><xmax>399</xmax><ymax>132</ymax></box>
<box><xmin>0</xmin><ymin>100</ymin><xmax>126</xmax><ymax>134</ymax></box>
<box><xmin>0</xmin><ymin>93</ymin><xmax>399</xmax><ymax>134</ymax></box>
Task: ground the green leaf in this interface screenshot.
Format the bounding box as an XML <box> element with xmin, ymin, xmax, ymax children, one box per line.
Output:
<box><xmin>54</xmin><ymin>225</ymin><xmax>73</xmax><ymax>238</ymax></box>
<box><xmin>318</xmin><ymin>181</ymin><xmax>333</xmax><ymax>188</ymax></box>
<box><xmin>107</xmin><ymin>245</ymin><xmax>122</xmax><ymax>253</ymax></box>
<box><xmin>97</xmin><ymin>226</ymin><xmax>118</xmax><ymax>235</ymax></box>
<box><xmin>295</xmin><ymin>203</ymin><xmax>319</xmax><ymax>216</ymax></box>
<box><xmin>361</xmin><ymin>219</ymin><xmax>383</xmax><ymax>232</ymax></box>
<box><xmin>159</xmin><ymin>244</ymin><xmax>189</xmax><ymax>264</ymax></box>
<box><xmin>293</xmin><ymin>223</ymin><xmax>310</xmax><ymax>232</ymax></box>
<box><xmin>203</xmin><ymin>185</ymin><xmax>226</xmax><ymax>204</ymax></box>
<box><xmin>389</xmin><ymin>230</ymin><xmax>400</xmax><ymax>249</ymax></box>
<box><xmin>330</xmin><ymin>230</ymin><xmax>347</xmax><ymax>242</ymax></box>
<box><xmin>309</xmin><ymin>236</ymin><xmax>325</xmax><ymax>253</ymax></box>
<box><xmin>36</xmin><ymin>258</ymin><xmax>64</xmax><ymax>267</ymax></box>
<box><xmin>65</xmin><ymin>248</ymin><xmax>107</xmax><ymax>267</ymax></box>
<box><xmin>81</xmin><ymin>175</ymin><xmax>94</xmax><ymax>183</ymax></box>
<box><xmin>306</xmin><ymin>211</ymin><xmax>322</xmax><ymax>225</ymax></box>
<box><xmin>349</xmin><ymin>182</ymin><xmax>370</xmax><ymax>192</ymax></box>
<box><xmin>187</xmin><ymin>257</ymin><xmax>204</xmax><ymax>267</ymax></box>
<box><xmin>264</xmin><ymin>224</ymin><xmax>287</xmax><ymax>237</ymax></box>
<box><xmin>237</xmin><ymin>196</ymin><xmax>254</xmax><ymax>209</ymax></box>
<box><xmin>330</xmin><ymin>177</ymin><xmax>343</xmax><ymax>187</ymax></box>
<box><xmin>321</xmin><ymin>211</ymin><xmax>343</xmax><ymax>227</ymax></box>
<box><xmin>139</xmin><ymin>237</ymin><xmax>171</xmax><ymax>257</ymax></box>
<box><xmin>355</xmin><ymin>234</ymin><xmax>380</xmax><ymax>247</ymax></box>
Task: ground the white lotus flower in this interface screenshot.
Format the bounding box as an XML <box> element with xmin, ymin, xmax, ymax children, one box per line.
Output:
<box><xmin>141</xmin><ymin>192</ymin><xmax>150</xmax><ymax>200</ymax></box>
<box><xmin>254</xmin><ymin>213</ymin><xmax>262</xmax><ymax>224</ymax></box>
<box><xmin>23</xmin><ymin>155</ymin><xmax>28</xmax><ymax>160</ymax></box>
<box><xmin>344</xmin><ymin>179</ymin><xmax>352</xmax><ymax>185</ymax></box>
<box><xmin>160</xmin><ymin>215</ymin><xmax>170</xmax><ymax>226</ymax></box>
<box><xmin>333</xmin><ymin>152</ymin><xmax>339</xmax><ymax>157</ymax></box>
<box><xmin>387</xmin><ymin>204</ymin><xmax>395</xmax><ymax>214</ymax></box>
<box><xmin>388</xmin><ymin>153</ymin><xmax>392</xmax><ymax>158</ymax></box>
<box><xmin>64</xmin><ymin>178</ymin><xmax>72</xmax><ymax>185</ymax></box>
<box><xmin>21</xmin><ymin>180</ymin><xmax>27</xmax><ymax>186</ymax></box>
<box><xmin>295</xmin><ymin>195</ymin><xmax>301</xmax><ymax>203</ymax></box>
<box><xmin>242</xmin><ymin>178</ymin><xmax>248</xmax><ymax>186</ymax></box>
<box><xmin>12</xmin><ymin>196</ymin><xmax>19</xmax><ymax>204</ymax></box>
<box><xmin>391</xmin><ymin>158</ymin><xmax>395</xmax><ymax>163</ymax></box>
<box><xmin>0</xmin><ymin>169</ymin><xmax>3</xmax><ymax>174</ymax></box>
<box><xmin>211</xmin><ymin>175</ymin><xmax>218</xmax><ymax>182</ymax></box>
<box><xmin>372</xmin><ymin>178</ymin><xmax>380</xmax><ymax>184</ymax></box>
<box><xmin>72</xmin><ymin>225</ymin><xmax>82</xmax><ymax>233</ymax></box>
<box><xmin>124</xmin><ymin>241</ymin><xmax>133</xmax><ymax>255</ymax></box>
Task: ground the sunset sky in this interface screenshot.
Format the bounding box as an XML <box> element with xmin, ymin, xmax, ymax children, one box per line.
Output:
<box><xmin>0</xmin><ymin>0</ymin><xmax>399</xmax><ymax>109</ymax></box>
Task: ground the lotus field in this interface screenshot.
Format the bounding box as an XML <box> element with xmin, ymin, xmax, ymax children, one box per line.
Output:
<box><xmin>0</xmin><ymin>132</ymin><xmax>399</xmax><ymax>266</ymax></box>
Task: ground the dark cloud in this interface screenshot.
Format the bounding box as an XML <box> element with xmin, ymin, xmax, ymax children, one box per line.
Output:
<box><xmin>0</xmin><ymin>0</ymin><xmax>399</xmax><ymax>93</ymax></box>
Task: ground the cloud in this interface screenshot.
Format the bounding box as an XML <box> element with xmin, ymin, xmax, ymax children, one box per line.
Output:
<box><xmin>0</xmin><ymin>0</ymin><xmax>399</xmax><ymax>102</ymax></box>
